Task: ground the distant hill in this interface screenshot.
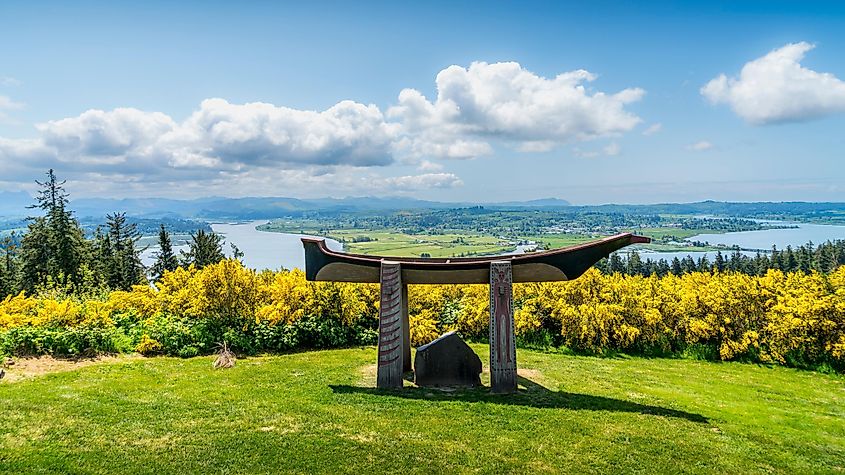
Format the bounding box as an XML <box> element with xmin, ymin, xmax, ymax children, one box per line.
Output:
<box><xmin>62</xmin><ymin>195</ymin><xmax>572</xmax><ymax>219</ymax></box>
<box><xmin>573</xmin><ymin>200</ymin><xmax>845</xmax><ymax>216</ymax></box>
<box><xmin>2</xmin><ymin>192</ymin><xmax>843</xmax><ymax>222</ymax></box>
<box><xmin>493</xmin><ymin>198</ymin><xmax>571</xmax><ymax>207</ymax></box>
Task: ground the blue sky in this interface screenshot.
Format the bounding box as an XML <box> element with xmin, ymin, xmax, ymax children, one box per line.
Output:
<box><xmin>1</xmin><ymin>1</ymin><xmax>844</xmax><ymax>204</ymax></box>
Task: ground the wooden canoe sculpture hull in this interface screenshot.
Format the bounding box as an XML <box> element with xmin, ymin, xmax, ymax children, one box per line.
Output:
<box><xmin>302</xmin><ymin>233</ymin><xmax>650</xmax><ymax>284</ymax></box>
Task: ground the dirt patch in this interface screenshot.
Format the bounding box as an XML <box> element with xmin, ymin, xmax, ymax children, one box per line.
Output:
<box><xmin>359</xmin><ymin>364</ymin><xmax>377</xmax><ymax>386</ymax></box>
<box><xmin>517</xmin><ymin>368</ymin><xmax>544</xmax><ymax>381</ymax></box>
<box><xmin>1</xmin><ymin>354</ymin><xmax>141</xmax><ymax>383</ymax></box>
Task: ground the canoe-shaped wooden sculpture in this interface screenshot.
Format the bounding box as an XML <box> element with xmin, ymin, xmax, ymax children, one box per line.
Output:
<box><xmin>302</xmin><ymin>233</ymin><xmax>650</xmax><ymax>284</ymax></box>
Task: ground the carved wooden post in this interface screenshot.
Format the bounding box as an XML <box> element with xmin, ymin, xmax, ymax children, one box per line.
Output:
<box><xmin>401</xmin><ymin>283</ymin><xmax>411</xmax><ymax>372</ymax></box>
<box><xmin>489</xmin><ymin>260</ymin><xmax>517</xmax><ymax>393</ymax></box>
<box><xmin>377</xmin><ymin>261</ymin><xmax>406</xmax><ymax>389</ymax></box>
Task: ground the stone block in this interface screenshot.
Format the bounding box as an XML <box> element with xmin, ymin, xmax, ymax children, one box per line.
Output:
<box><xmin>414</xmin><ymin>332</ymin><xmax>482</xmax><ymax>387</ymax></box>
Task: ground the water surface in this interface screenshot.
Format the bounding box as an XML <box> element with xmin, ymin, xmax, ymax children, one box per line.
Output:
<box><xmin>141</xmin><ymin>221</ymin><xmax>341</xmax><ymax>271</ymax></box>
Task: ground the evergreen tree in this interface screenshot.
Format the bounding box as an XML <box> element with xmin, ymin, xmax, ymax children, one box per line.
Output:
<box><xmin>0</xmin><ymin>234</ymin><xmax>17</xmax><ymax>297</ymax></box>
<box><xmin>798</xmin><ymin>243</ymin><xmax>812</xmax><ymax>273</ymax></box>
<box><xmin>91</xmin><ymin>226</ymin><xmax>112</xmax><ymax>286</ymax></box>
<box><xmin>770</xmin><ymin>246</ymin><xmax>781</xmax><ymax>270</ymax></box>
<box><xmin>20</xmin><ymin>169</ymin><xmax>90</xmax><ymax>291</ymax></box>
<box><xmin>181</xmin><ymin>229</ymin><xmax>225</xmax><ymax>269</ymax></box>
<box><xmin>593</xmin><ymin>257</ymin><xmax>608</xmax><ymax>273</ymax></box>
<box><xmin>608</xmin><ymin>253</ymin><xmax>625</xmax><ymax>274</ymax></box>
<box><xmin>626</xmin><ymin>250</ymin><xmax>643</xmax><ymax>276</ymax></box>
<box><xmin>681</xmin><ymin>256</ymin><xmax>697</xmax><ymax>274</ymax></box>
<box><xmin>103</xmin><ymin>212</ymin><xmax>145</xmax><ymax>290</ymax></box>
<box><xmin>784</xmin><ymin>246</ymin><xmax>797</xmax><ymax>273</ymax></box>
<box><xmin>817</xmin><ymin>243</ymin><xmax>838</xmax><ymax>273</ymax></box>
<box><xmin>713</xmin><ymin>251</ymin><xmax>725</xmax><ymax>272</ymax></box>
<box><xmin>671</xmin><ymin>257</ymin><xmax>682</xmax><ymax>275</ymax></box>
<box><xmin>230</xmin><ymin>242</ymin><xmax>244</xmax><ymax>262</ymax></box>
<box><xmin>655</xmin><ymin>259</ymin><xmax>670</xmax><ymax>277</ymax></box>
<box><xmin>18</xmin><ymin>217</ymin><xmax>52</xmax><ymax>292</ymax></box>
<box><xmin>151</xmin><ymin>224</ymin><xmax>179</xmax><ymax>281</ymax></box>
<box><xmin>755</xmin><ymin>252</ymin><xmax>770</xmax><ymax>276</ymax></box>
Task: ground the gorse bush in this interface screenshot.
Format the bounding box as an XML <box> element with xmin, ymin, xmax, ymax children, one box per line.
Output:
<box><xmin>1</xmin><ymin>259</ymin><xmax>844</xmax><ymax>372</ymax></box>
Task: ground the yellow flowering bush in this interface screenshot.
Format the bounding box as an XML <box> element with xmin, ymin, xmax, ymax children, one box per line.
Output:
<box><xmin>0</xmin><ymin>259</ymin><xmax>843</xmax><ymax>371</ymax></box>
<box><xmin>135</xmin><ymin>334</ymin><xmax>163</xmax><ymax>355</ymax></box>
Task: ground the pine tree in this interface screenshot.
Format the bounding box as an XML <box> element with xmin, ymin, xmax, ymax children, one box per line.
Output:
<box><xmin>103</xmin><ymin>212</ymin><xmax>144</xmax><ymax>290</ymax></box>
<box><xmin>0</xmin><ymin>235</ymin><xmax>14</xmax><ymax>297</ymax></box>
<box><xmin>681</xmin><ymin>256</ymin><xmax>697</xmax><ymax>273</ymax></box>
<box><xmin>784</xmin><ymin>246</ymin><xmax>797</xmax><ymax>273</ymax></box>
<box><xmin>671</xmin><ymin>257</ymin><xmax>682</xmax><ymax>275</ymax></box>
<box><xmin>727</xmin><ymin>250</ymin><xmax>739</xmax><ymax>272</ymax></box>
<box><xmin>755</xmin><ymin>252</ymin><xmax>770</xmax><ymax>276</ymax></box>
<box><xmin>91</xmin><ymin>226</ymin><xmax>112</xmax><ymax>286</ymax></box>
<box><xmin>181</xmin><ymin>229</ymin><xmax>225</xmax><ymax>269</ymax></box>
<box><xmin>608</xmin><ymin>253</ymin><xmax>625</xmax><ymax>274</ymax></box>
<box><xmin>817</xmin><ymin>242</ymin><xmax>837</xmax><ymax>273</ymax></box>
<box><xmin>20</xmin><ymin>169</ymin><xmax>90</xmax><ymax>291</ymax></box>
<box><xmin>798</xmin><ymin>243</ymin><xmax>812</xmax><ymax>273</ymax></box>
<box><xmin>770</xmin><ymin>246</ymin><xmax>781</xmax><ymax>270</ymax></box>
<box><xmin>714</xmin><ymin>251</ymin><xmax>725</xmax><ymax>272</ymax></box>
<box><xmin>626</xmin><ymin>250</ymin><xmax>643</xmax><ymax>276</ymax></box>
<box><xmin>18</xmin><ymin>217</ymin><xmax>52</xmax><ymax>292</ymax></box>
<box><xmin>151</xmin><ymin>224</ymin><xmax>179</xmax><ymax>281</ymax></box>
<box><xmin>655</xmin><ymin>259</ymin><xmax>670</xmax><ymax>277</ymax></box>
<box><xmin>230</xmin><ymin>242</ymin><xmax>244</xmax><ymax>263</ymax></box>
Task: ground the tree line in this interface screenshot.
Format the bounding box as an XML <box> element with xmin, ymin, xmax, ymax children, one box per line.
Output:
<box><xmin>0</xmin><ymin>170</ymin><xmax>231</xmax><ymax>298</ymax></box>
<box><xmin>598</xmin><ymin>241</ymin><xmax>845</xmax><ymax>277</ymax></box>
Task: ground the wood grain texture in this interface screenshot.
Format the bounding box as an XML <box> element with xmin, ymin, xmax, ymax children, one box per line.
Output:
<box><xmin>377</xmin><ymin>261</ymin><xmax>406</xmax><ymax>389</ymax></box>
<box><xmin>489</xmin><ymin>261</ymin><xmax>517</xmax><ymax>394</ymax></box>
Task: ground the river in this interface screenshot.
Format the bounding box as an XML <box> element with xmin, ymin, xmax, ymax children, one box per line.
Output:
<box><xmin>141</xmin><ymin>220</ymin><xmax>845</xmax><ymax>270</ymax></box>
<box><xmin>689</xmin><ymin>223</ymin><xmax>845</xmax><ymax>250</ymax></box>
<box><xmin>140</xmin><ymin>221</ymin><xmax>342</xmax><ymax>271</ymax></box>
<box><xmin>635</xmin><ymin>222</ymin><xmax>845</xmax><ymax>262</ymax></box>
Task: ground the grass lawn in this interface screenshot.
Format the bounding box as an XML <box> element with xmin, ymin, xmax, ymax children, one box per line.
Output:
<box><xmin>3</xmin><ymin>347</ymin><xmax>842</xmax><ymax>474</ymax></box>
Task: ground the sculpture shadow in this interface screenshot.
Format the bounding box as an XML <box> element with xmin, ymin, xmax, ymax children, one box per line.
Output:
<box><xmin>331</xmin><ymin>376</ymin><xmax>708</xmax><ymax>424</ymax></box>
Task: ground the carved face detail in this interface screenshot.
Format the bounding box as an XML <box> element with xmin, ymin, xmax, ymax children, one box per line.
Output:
<box><xmin>494</xmin><ymin>273</ymin><xmax>512</xmax><ymax>364</ymax></box>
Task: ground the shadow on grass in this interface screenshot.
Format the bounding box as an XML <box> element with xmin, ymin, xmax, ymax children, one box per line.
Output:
<box><xmin>331</xmin><ymin>376</ymin><xmax>708</xmax><ymax>424</ymax></box>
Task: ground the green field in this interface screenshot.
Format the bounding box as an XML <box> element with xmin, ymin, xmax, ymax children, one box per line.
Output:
<box><xmin>260</xmin><ymin>218</ymin><xmax>729</xmax><ymax>258</ymax></box>
<box><xmin>339</xmin><ymin>231</ymin><xmax>510</xmax><ymax>257</ymax></box>
<box><xmin>2</xmin><ymin>347</ymin><xmax>843</xmax><ymax>474</ymax></box>
<box><xmin>261</xmin><ymin>222</ymin><xmax>516</xmax><ymax>257</ymax></box>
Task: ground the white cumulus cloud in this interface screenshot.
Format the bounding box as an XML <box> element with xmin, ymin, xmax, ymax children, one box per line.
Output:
<box><xmin>701</xmin><ymin>42</ymin><xmax>845</xmax><ymax>124</ymax></box>
<box><xmin>417</xmin><ymin>159</ymin><xmax>444</xmax><ymax>172</ymax></box>
<box><xmin>0</xmin><ymin>61</ymin><xmax>647</xmax><ymax>195</ymax></box>
<box><xmin>389</xmin><ymin>61</ymin><xmax>644</xmax><ymax>158</ymax></box>
<box><xmin>0</xmin><ymin>95</ymin><xmax>25</xmax><ymax>123</ymax></box>
<box><xmin>642</xmin><ymin>123</ymin><xmax>662</xmax><ymax>136</ymax></box>
<box><xmin>381</xmin><ymin>172</ymin><xmax>463</xmax><ymax>190</ymax></box>
<box><xmin>0</xmin><ymin>76</ymin><xmax>21</xmax><ymax>87</ymax></box>
<box><xmin>603</xmin><ymin>142</ymin><xmax>621</xmax><ymax>156</ymax></box>
<box><xmin>686</xmin><ymin>140</ymin><xmax>713</xmax><ymax>152</ymax></box>
<box><xmin>167</xmin><ymin>98</ymin><xmax>399</xmax><ymax>169</ymax></box>
<box><xmin>37</xmin><ymin>108</ymin><xmax>176</xmax><ymax>164</ymax></box>
<box><xmin>15</xmin><ymin>99</ymin><xmax>400</xmax><ymax>173</ymax></box>
<box><xmin>0</xmin><ymin>96</ymin><xmax>24</xmax><ymax>110</ymax></box>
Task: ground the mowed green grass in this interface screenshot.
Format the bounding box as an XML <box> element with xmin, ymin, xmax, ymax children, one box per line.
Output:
<box><xmin>1</xmin><ymin>347</ymin><xmax>843</xmax><ymax>474</ymax></box>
